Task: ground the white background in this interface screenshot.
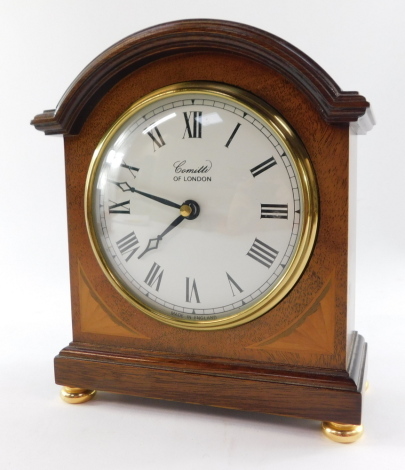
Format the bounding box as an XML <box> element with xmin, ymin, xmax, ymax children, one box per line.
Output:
<box><xmin>1</xmin><ymin>1</ymin><xmax>404</xmax><ymax>468</ymax></box>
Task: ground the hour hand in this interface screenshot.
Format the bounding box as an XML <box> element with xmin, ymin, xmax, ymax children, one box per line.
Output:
<box><xmin>138</xmin><ymin>200</ymin><xmax>200</xmax><ymax>259</ymax></box>
<box><xmin>138</xmin><ymin>215</ymin><xmax>185</xmax><ymax>259</ymax></box>
<box><xmin>109</xmin><ymin>180</ymin><xmax>181</xmax><ymax>209</ymax></box>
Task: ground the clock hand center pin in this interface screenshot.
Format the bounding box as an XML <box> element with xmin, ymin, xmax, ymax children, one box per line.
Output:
<box><xmin>180</xmin><ymin>204</ymin><xmax>192</xmax><ymax>217</ymax></box>
<box><xmin>181</xmin><ymin>199</ymin><xmax>200</xmax><ymax>220</ymax></box>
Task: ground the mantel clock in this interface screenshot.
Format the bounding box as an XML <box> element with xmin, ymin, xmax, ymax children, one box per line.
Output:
<box><xmin>31</xmin><ymin>20</ymin><xmax>374</xmax><ymax>443</ymax></box>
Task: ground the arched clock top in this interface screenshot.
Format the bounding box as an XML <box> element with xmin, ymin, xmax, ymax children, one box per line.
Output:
<box><xmin>31</xmin><ymin>19</ymin><xmax>374</xmax><ymax>135</ymax></box>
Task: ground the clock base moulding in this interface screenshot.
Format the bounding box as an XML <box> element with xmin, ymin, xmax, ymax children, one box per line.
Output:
<box><xmin>31</xmin><ymin>19</ymin><xmax>374</xmax><ymax>443</ymax></box>
<box><xmin>55</xmin><ymin>331</ymin><xmax>366</xmax><ymax>426</ymax></box>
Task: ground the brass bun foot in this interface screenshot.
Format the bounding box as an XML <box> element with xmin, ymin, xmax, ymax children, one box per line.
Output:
<box><xmin>322</xmin><ymin>421</ymin><xmax>363</xmax><ymax>443</ymax></box>
<box><xmin>60</xmin><ymin>386</ymin><xmax>96</xmax><ymax>404</ymax></box>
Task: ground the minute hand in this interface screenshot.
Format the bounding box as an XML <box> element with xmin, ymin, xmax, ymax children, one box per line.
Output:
<box><xmin>109</xmin><ymin>181</ymin><xmax>181</xmax><ymax>209</ymax></box>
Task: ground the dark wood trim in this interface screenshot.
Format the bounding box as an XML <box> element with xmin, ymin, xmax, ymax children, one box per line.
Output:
<box><xmin>31</xmin><ymin>19</ymin><xmax>373</xmax><ymax>135</ymax></box>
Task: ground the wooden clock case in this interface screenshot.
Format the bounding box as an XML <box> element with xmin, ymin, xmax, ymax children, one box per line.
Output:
<box><xmin>32</xmin><ymin>20</ymin><xmax>373</xmax><ymax>428</ymax></box>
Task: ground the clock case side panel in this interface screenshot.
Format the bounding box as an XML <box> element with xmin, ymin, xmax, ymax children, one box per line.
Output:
<box><xmin>347</xmin><ymin>128</ymin><xmax>359</xmax><ymax>360</ymax></box>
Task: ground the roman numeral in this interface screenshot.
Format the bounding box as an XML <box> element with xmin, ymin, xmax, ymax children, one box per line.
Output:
<box><xmin>116</xmin><ymin>231</ymin><xmax>140</xmax><ymax>262</ymax></box>
<box><xmin>250</xmin><ymin>157</ymin><xmax>277</xmax><ymax>177</ymax></box>
<box><xmin>183</xmin><ymin>112</ymin><xmax>202</xmax><ymax>139</ymax></box>
<box><xmin>120</xmin><ymin>161</ymin><xmax>139</xmax><ymax>178</ymax></box>
<box><xmin>226</xmin><ymin>272</ymin><xmax>243</xmax><ymax>296</ymax></box>
<box><xmin>247</xmin><ymin>238</ymin><xmax>279</xmax><ymax>269</ymax></box>
<box><xmin>144</xmin><ymin>262</ymin><xmax>164</xmax><ymax>292</ymax></box>
<box><xmin>108</xmin><ymin>200</ymin><xmax>130</xmax><ymax>214</ymax></box>
<box><xmin>260</xmin><ymin>204</ymin><xmax>288</xmax><ymax>219</ymax></box>
<box><xmin>225</xmin><ymin>123</ymin><xmax>241</xmax><ymax>148</ymax></box>
<box><xmin>186</xmin><ymin>277</ymin><xmax>200</xmax><ymax>303</ymax></box>
<box><xmin>146</xmin><ymin>125</ymin><xmax>166</xmax><ymax>151</ymax></box>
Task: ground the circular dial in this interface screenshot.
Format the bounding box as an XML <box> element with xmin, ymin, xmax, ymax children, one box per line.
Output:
<box><xmin>86</xmin><ymin>82</ymin><xmax>318</xmax><ymax>330</ymax></box>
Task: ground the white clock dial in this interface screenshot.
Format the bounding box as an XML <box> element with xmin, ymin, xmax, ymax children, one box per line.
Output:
<box><xmin>86</xmin><ymin>82</ymin><xmax>318</xmax><ymax>330</ymax></box>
